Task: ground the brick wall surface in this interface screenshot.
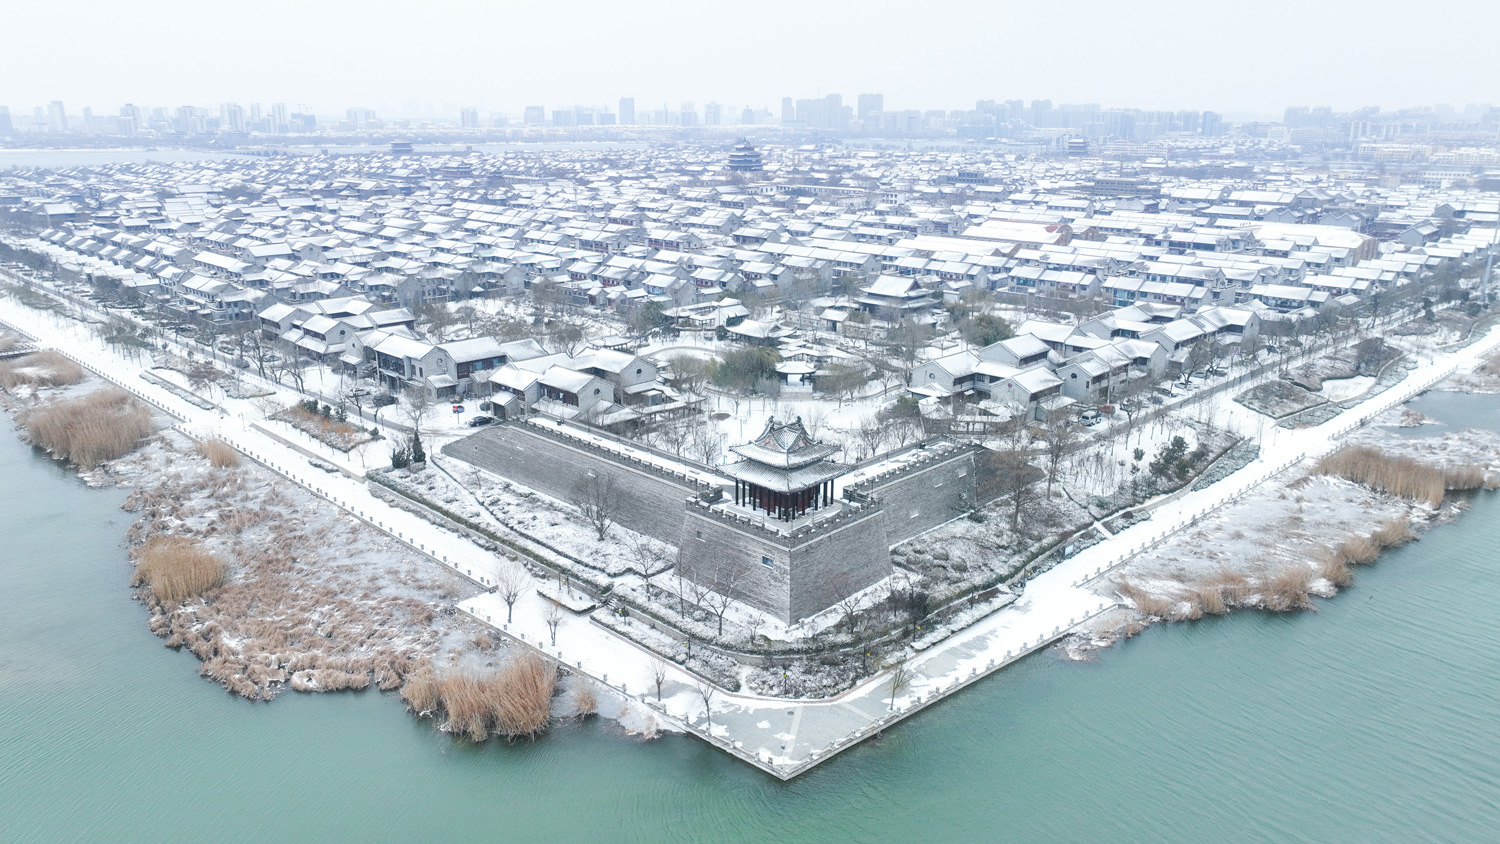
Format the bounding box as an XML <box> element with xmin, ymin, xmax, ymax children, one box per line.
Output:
<box><xmin>677</xmin><ymin>505</ymin><xmax>892</xmax><ymax>624</ymax></box>
<box><xmin>787</xmin><ymin>509</ymin><xmax>891</xmax><ymax>622</ymax></box>
<box><xmin>855</xmin><ymin>449</ymin><xmax>979</xmax><ymax>544</ymax></box>
<box><xmin>443</xmin><ymin>425</ymin><xmax>699</xmax><ymax>543</ymax></box>
<box><xmin>678</xmin><ymin>509</ymin><xmax>794</xmax><ymax>621</ymax></box>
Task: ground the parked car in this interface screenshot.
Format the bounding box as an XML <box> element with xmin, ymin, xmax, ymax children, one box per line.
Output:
<box><xmin>467</xmin><ymin>415</ymin><xmax>495</xmax><ymax>428</ymax></box>
<box><xmin>372</xmin><ymin>394</ymin><xmax>398</xmax><ymax>408</ymax></box>
<box><xmin>1079</xmin><ymin>408</ymin><xmax>1102</xmax><ymax>426</ymax></box>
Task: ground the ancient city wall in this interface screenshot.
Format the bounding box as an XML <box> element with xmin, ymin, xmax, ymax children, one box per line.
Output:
<box><xmin>677</xmin><ymin>495</ymin><xmax>892</xmax><ymax>624</ymax></box>
<box><xmin>442</xmin><ymin>422</ymin><xmax>706</xmax><ymax>543</ymax></box>
<box><xmin>849</xmin><ymin>443</ymin><xmax>981</xmax><ymax>544</ymax></box>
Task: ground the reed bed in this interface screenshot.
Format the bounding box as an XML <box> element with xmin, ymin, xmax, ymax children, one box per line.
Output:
<box><xmin>1443</xmin><ymin>465</ymin><xmax>1485</xmax><ymax>490</ymax></box>
<box><xmin>406</xmin><ymin>655</ymin><xmax>558</xmax><ymax>742</ymax></box>
<box><xmin>195</xmin><ymin>438</ymin><xmax>240</xmax><ymax>468</ymax></box>
<box><xmin>1314</xmin><ymin>445</ymin><xmax>1448</xmax><ymax>507</ymax></box>
<box><xmin>400</xmin><ymin>665</ymin><xmax>441</xmax><ymax>714</ymax></box>
<box><xmin>131</xmin><ymin>536</ymin><xmax>227</xmax><ymax>604</ymax></box>
<box><xmin>24</xmin><ymin>388</ymin><xmax>152</xmax><ymax>467</ymax></box>
<box><xmin>0</xmin><ymin>351</ymin><xmax>84</xmax><ymax>389</ymax></box>
<box><xmin>491</xmin><ymin>654</ymin><xmax>558</xmax><ymax>740</ymax></box>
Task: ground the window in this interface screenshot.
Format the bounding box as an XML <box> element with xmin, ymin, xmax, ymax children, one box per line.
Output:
<box><xmin>761</xmin><ymin>555</ymin><xmax>774</xmax><ymax>568</ymax></box>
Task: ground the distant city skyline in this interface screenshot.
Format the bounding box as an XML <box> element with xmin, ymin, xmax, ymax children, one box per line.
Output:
<box><xmin>4</xmin><ymin>0</ymin><xmax>1497</xmax><ymax>119</ymax></box>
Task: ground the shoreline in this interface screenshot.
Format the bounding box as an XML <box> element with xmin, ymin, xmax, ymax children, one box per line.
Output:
<box><xmin>4</xmin><ymin>290</ymin><xmax>1500</xmax><ymax>778</ymax></box>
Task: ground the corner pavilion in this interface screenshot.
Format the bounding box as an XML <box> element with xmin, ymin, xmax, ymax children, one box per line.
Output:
<box><xmin>724</xmin><ymin>417</ymin><xmax>846</xmax><ymax>522</ymax></box>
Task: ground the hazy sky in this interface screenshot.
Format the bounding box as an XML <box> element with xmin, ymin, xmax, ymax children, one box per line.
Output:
<box><xmin>4</xmin><ymin>0</ymin><xmax>1496</xmax><ymax>118</ymax></box>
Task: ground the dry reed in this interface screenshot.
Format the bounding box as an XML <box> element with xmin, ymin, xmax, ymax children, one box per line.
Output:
<box><xmin>195</xmin><ymin>438</ymin><xmax>240</xmax><ymax>468</ymax></box>
<box><xmin>0</xmin><ymin>351</ymin><xmax>85</xmax><ymax>389</ymax></box>
<box><xmin>573</xmin><ymin>681</ymin><xmax>598</xmax><ymax>718</ymax></box>
<box><xmin>1443</xmin><ymin>465</ymin><xmax>1485</xmax><ymax>491</ymax></box>
<box><xmin>1196</xmin><ymin>584</ymin><xmax>1229</xmax><ymax>615</ymax></box>
<box><xmin>1371</xmin><ymin>515</ymin><xmax>1415</xmax><ymax>548</ymax></box>
<box><xmin>1315</xmin><ymin>548</ymin><xmax>1354</xmax><ymax>588</ymax></box>
<box><xmin>131</xmin><ymin>536</ymin><xmax>227</xmax><ymax>604</ymax></box>
<box><xmin>1114</xmin><ymin>580</ymin><xmax>1174</xmax><ymax>618</ymax></box>
<box><xmin>25</xmin><ymin>388</ymin><xmax>153</xmax><ymax>467</ymax></box>
<box><xmin>1314</xmin><ymin>445</ymin><xmax>1447</xmax><ymax>507</ymax></box>
<box><xmin>491</xmin><ymin>654</ymin><xmax>557</xmax><ymax>740</ymax></box>
<box><xmin>1260</xmin><ymin>564</ymin><xmax>1315</xmax><ymax>612</ymax></box>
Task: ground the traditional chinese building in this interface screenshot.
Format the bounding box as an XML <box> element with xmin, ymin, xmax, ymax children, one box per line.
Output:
<box><xmin>678</xmin><ymin>417</ymin><xmax>892</xmax><ymax>623</ymax></box>
<box><xmin>725</xmin><ymin>417</ymin><xmax>843</xmax><ymax>521</ymax></box>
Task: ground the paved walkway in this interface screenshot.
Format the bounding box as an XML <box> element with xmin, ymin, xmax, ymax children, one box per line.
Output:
<box><xmin>6</xmin><ymin>290</ymin><xmax>1498</xmax><ymax>780</ymax></box>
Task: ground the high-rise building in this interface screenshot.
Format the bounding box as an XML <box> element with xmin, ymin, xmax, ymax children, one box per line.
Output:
<box><xmin>618</xmin><ymin>97</ymin><xmax>635</xmax><ymax>125</ymax></box>
<box><xmin>552</xmin><ymin>109</ymin><xmax>576</xmax><ymax>127</ymax></box>
<box><xmin>117</xmin><ymin>103</ymin><xmax>142</xmax><ymax>136</ymax></box>
<box><xmin>220</xmin><ymin>103</ymin><xmax>246</xmax><ymax>133</ymax></box>
<box><xmin>459</xmin><ymin>107</ymin><xmax>480</xmax><ymax>128</ymax></box>
<box><xmin>524</xmin><ymin>105</ymin><xmax>546</xmax><ymax>125</ymax></box>
<box><xmin>346</xmin><ymin>107</ymin><xmax>379</xmax><ymax>129</ymax></box>
<box><xmin>0</xmin><ymin>107</ymin><xmax>12</xmax><ymax>137</ymax></box>
<box><xmin>271</xmin><ymin>102</ymin><xmax>289</xmax><ymax>133</ymax></box>
<box><xmin>1030</xmin><ymin>99</ymin><xmax>1053</xmax><ymax>127</ymax></box>
<box><xmin>704</xmin><ymin>102</ymin><xmax>721</xmax><ymax>126</ymax></box>
<box><xmin>781</xmin><ymin>97</ymin><xmax>795</xmax><ymax>124</ymax></box>
<box><xmin>47</xmin><ymin>101</ymin><xmax>67</xmax><ymax>133</ymax></box>
<box><xmin>1201</xmin><ymin>111</ymin><xmax>1224</xmax><ymax>137</ymax></box>
<box><xmin>858</xmin><ymin>93</ymin><xmax>884</xmax><ymax>120</ymax></box>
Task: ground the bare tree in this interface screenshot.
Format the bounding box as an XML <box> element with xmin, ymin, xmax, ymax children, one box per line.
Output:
<box><xmin>686</xmin><ymin>419</ymin><xmax>724</xmax><ymax>467</ymax></box>
<box><xmin>401</xmin><ymin>386</ymin><xmax>434</xmax><ymax>433</ymax></box>
<box><xmin>496</xmin><ymin>565</ymin><xmax>526</xmax><ymax>624</ymax></box>
<box><xmin>627</xmin><ymin>533</ymin><xmax>670</xmax><ymax>583</ymax></box>
<box><xmin>416</xmin><ymin>300</ymin><xmax>459</xmax><ymax>342</ymax></box>
<box><xmin>273</xmin><ymin>340</ymin><xmax>306</xmax><ymax>393</ymax></box>
<box><xmin>698</xmin><ymin>558</ymin><xmax>744</xmax><ymax>637</ymax></box>
<box><xmin>695</xmin><ymin>679</ymin><xmax>717</xmax><ymax>729</ymax></box>
<box><xmin>829</xmin><ymin>572</ymin><xmax>863</xmax><ymax>635</ymax></box>
<box><xmin>854</xmin><ymin>415</ymin><xmax>887</xmax><ymax>461</ymax></box>
<box><xmin>885</xmin><ymin>659</ymin><xmax>913</xmax><ymax>710</ymax></box>
<box><xmin>571</xmin><ymin>471</ymin><xmax>618</xmax><ymax>541</ymax></box>
<box><xmin>242</xmin><ymin>329</ymin><xmax>272</xmax><ymax>380</ymax></box>
<box><xmin>543</xmin><ymin>601</ymin><xmax>564</xmax><ymax>646</ymax></box>
<box><xmin>1038</xmin><ymin>415</ymin><xmax>1077</xmax><ymax>495</ymax></box>
<box><xmin>979</xmin><ymin>450</ymin><xmax>1044</xmax><ymax>534</ymax></box>
<box><xmin>651</xmin><ymin>656</ymin><xmax>669</xmax><ymax>701</ymax></box>
<box><xmin>666</xmin><ymin>355</ymin><xmax>709</xmax><ymax>399</ymax></box>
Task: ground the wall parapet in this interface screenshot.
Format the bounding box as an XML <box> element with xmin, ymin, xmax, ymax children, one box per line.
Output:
<box><xmin>685</xmin><ymin>492</ymin><xmax>883</xmax><ymax>546</ymax></box>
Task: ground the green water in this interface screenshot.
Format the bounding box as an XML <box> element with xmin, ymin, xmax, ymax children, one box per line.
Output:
<box><xmin>3</xmin><ymin>394</ymin><xmax>1499</xmax><ymax>843</ymax></box>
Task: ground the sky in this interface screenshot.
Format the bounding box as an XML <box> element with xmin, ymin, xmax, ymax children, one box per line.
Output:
<box><xmin>3</xmin><ymin>0</ymin><xmax>1496</xmax><ymax>119</ymax></box>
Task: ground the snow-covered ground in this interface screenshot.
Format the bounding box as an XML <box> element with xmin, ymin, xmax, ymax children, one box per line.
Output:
<box><xmin>7</xmin><ymin>272</ymin><xmax>1500</xmax><ymax>779</ymax></box>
